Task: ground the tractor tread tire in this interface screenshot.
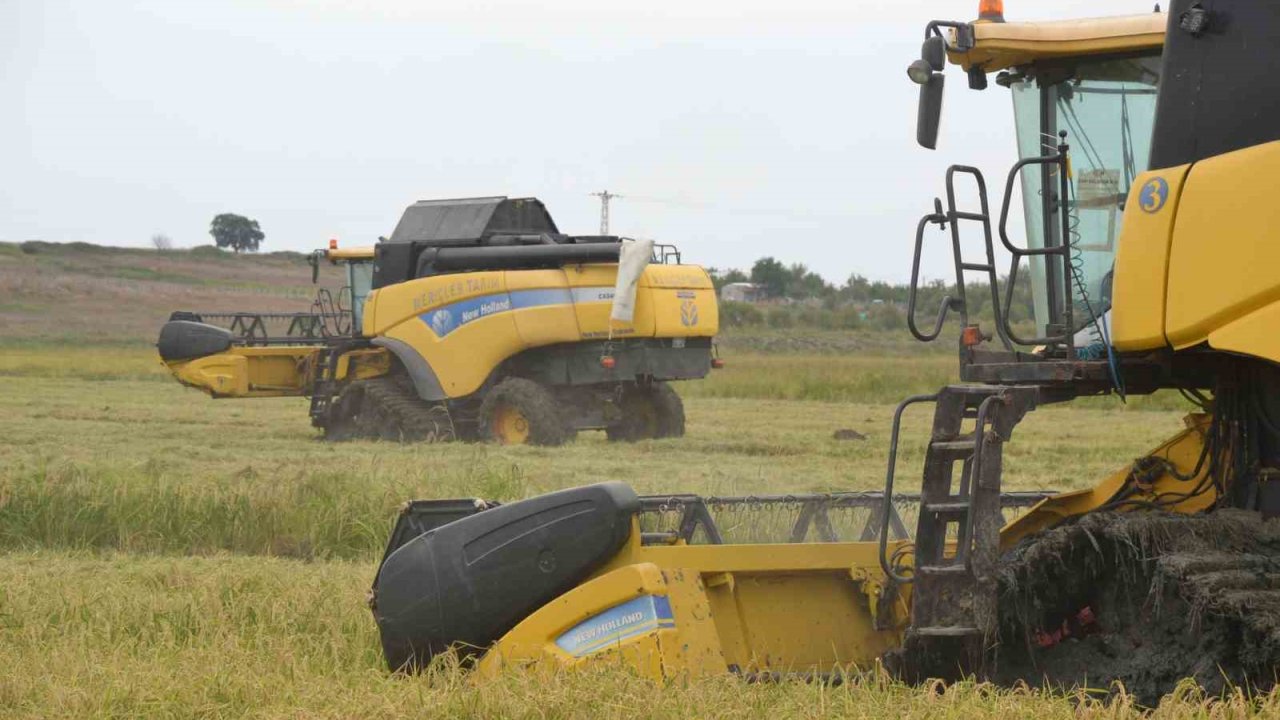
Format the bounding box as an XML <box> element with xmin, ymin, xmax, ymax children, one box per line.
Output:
<box><xmin>606</xmin><ymin>382</ymin><xmax>685</xmax><ymax>442</ymax></box>
<box><xmin>478</xmin><ymin>377</ymin><xmax>572</xmax><ymax>446</ymax></box>
<box><xmin>325</xmin><ymin>376</ymin><xmax>455</xmax><ymax>443</ymax></box>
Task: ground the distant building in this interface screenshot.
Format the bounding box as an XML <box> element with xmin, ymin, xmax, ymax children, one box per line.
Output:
<box><xmin>720</xmin><ymin>282</ymin><xmax>766</xmax><ymax>303</ymax></box>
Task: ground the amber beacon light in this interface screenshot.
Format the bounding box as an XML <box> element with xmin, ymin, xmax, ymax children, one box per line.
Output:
<box><xmin>978</xmin><ymin>0</ymin><xmax>1005</xmax><ymax>22</ymax></box>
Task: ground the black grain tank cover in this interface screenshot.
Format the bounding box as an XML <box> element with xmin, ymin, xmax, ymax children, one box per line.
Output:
<box><xmin>375</xmin><ymin>196</ymin><xmax>564</xmax><ymax>288</ymax></box>
<box><xmin>370</xmin><ymin>482</ymin><xmax>640</xmax><ymax>671</ymax></box>
<box><xmin>1149</xmin><ymin>1</ymin><xmax>1280</xmax><ymax>170</ymax></box>
<box><xmin>388</xmin><ymin>196</ymin><xmax>559</xmax><ymax>246</ymax></box>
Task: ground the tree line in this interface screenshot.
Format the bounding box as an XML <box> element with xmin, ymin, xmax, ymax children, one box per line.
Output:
<box><xmin>708</xmin><ymin>256</ymin><xmax>1036</xmax><ymax>331</ymax></box>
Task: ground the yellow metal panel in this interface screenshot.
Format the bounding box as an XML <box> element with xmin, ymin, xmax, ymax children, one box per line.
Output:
<box><xmin>1111</xmin><ymin>165</ymin><xmax>1191</xmax><ymax>352</ymax></box>
<box><xmin>504</xmin><ymin>269</ymin><xmax>582</xmax><ymax>346</ymax></box>
<box><xmin>640</xmin><ymin>265</ymin><xmax>715</xmax><ymax>290</ymax></box>
<box><xmin>564</xmin><ymin>264</ymin><xmax>649</xmax><ymax>338</ymax></box>
<box><xmin>325</xmin><ymin>246</ymin><xmax>375</xmax><ymax>261</ymax></box>
<box><xmin>707</xmin><ymin>571</ymin><xmax>898</xmax><ymax>671</ymax></box>
<box><xmin>365</xmin><ymin>271</ymin><xmax>507</xmax><ymax>337</ymax></box>
<box><xmin>608</xmin><ymin>539</ymin><xmax>900</xmax><ymax>574</ymax></box>
<box><xmin>476</xmin><ymin>563</ymin><xmax>689</xmax><ymax>680</ymax></box>
<box><xmin>1165</xmin><ymin>141</ymin><xmax>1280</xmax><ymax>350</ymax></box>
<box><xmin>649</xmin><ymin>287</ymin><xmax>718</xmax><ymax>338</ymax></box>
<box><xmin>1000</xmin><ymin>415</ymin><xmax>1216</xmax><ymax>549</ymax></box>
<box><xmin>658</xmin><ymin>568</ymin><xmax>731</xmax><ymax>677</ymax></box>
<box><xmin>165</xmin><ymin>346</ymin><xmax>322</xmax><ymax>398</ymax></box>
<box><xmin>334</xmin><ymin>348</ymin><xmax>392</xmax><ymax>381</ymax></box>
<box><xmin>641</xmin><ymin>266</ymin><xmax>717</xmax><ymax>337</ymax></box>
<box><xmin>949</xmin><ymin>14</ymin><xmax>1165</xmax><ymax>72</ymax></box>
<box><xmin>1207</xmin><ymin>298</ymin><xmax>1280</xmax><ymax>365</ymax></box>
<box><xmin>383</xmin><ymin>309</ymin><xmax>525</xmax><ymax>398</ymax></box>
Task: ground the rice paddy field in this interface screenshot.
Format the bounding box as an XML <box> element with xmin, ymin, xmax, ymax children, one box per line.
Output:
<box><xmin>4</xmin><ymin>339</ymin><xmax>1278</xmax><ymax>719</ymax></box>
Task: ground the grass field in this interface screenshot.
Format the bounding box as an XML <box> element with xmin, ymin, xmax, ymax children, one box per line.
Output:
<box><xmin>1</xmin><ymin>344</ymin><xmax>1273</xmax><ymax>718</ymax></box>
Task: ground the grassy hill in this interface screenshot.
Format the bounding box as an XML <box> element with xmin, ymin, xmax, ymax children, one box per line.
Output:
<box><xmin>1</xmin><ymin>240</ymin><xmax>942</xmax><ymax>354</ymax></box>
<box><xmin>0</xmin><ymin>241</ymin><xmax>343</xmax><ymax>345</ymax></box>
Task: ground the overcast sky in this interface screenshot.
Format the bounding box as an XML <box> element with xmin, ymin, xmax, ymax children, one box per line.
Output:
<box><xmin>3</xmin><ymin>0</ymin><xmax>1160</xmax><ymax>283</ymax></box>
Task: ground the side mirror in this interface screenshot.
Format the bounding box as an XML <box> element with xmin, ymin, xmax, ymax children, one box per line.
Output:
<box><xmin>909</xmin><ymin>36</ymin><xmax>947</xmax><ymax>150</ymax></box>
<box><xmin>916</xmin><ymin>74</ymin><xmax>945</xmax><ymax>149</ymax></box>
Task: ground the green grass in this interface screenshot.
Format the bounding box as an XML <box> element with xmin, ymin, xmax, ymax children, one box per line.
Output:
<box><xmin>0</xmin><ymin>364</ymin><xmax>1193</xmax><ymax>559</ymax></box>
<box><xmin>1</xmin><ymin>552</ymin><xmax>1274</xmax><ymax>719</ymax></box>
<box><xmin>0</xmin><ymin>343</ymin><xmax>1258</xmax><ymax>717</ymax></box>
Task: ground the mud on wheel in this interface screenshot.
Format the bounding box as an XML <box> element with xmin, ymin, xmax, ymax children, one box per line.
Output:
<box><xmin>324</xmin><ymin>376</ymin><xmax>455</xmax><ymax>443</ymax></box>
<box><xmin>606</xmin><ymin>381</ymin><xmax>685</xmax><ymax>442</ymax></box>
<box><xmin>477</xmin><ymin>377</ymin><xmax>573</xmax><ymax>446</ymax></box>
<box><xmin>991</xmin><ymin>510</ymin><xmax>1280</xmax><ymax>705</ymax></box>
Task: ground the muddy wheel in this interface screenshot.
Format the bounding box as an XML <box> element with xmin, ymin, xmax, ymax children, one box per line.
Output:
<box><xmin>606</xmin><ymin>382</ymin><xmax>685</xmax><ymax>442</ymax></box>
<box><xmin>990</xmin><ymin>510</ymin><xmax>1280</xmax><ymax>705</ymax></box>
<box><xmin>324</xmin><ymin>382</ymin><xmax>368</xmax><ymax>441</ymax></box>
<box><xmin>324</xmin><ymin>377</ymin><xmax>455</xmax><ymax>442</ymax></box>
<box><xmin>478</xmin><ymin>378</ymin><xmax>571</xmax><ymax>446</ymax></box>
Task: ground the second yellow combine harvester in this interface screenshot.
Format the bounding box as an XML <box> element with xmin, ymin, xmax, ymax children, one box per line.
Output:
<box><xmin>370</xmin><ymin>1</ymin><xmax>1280</xmax><ymax>704</ymax></box>
<box><xmin>158</xmin><ymin>196</ymin><xmax>719</xmax><ymax>445</ymax></box>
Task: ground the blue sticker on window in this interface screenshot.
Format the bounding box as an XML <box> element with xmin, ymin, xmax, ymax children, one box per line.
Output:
<box><xmin>554</xmin><ymin>595</ymin><xmax>675</xmax><ymax>657</ymax></box>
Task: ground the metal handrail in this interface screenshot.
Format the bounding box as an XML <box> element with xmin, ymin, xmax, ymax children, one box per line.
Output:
<box><xmin>905</xmin><ymin>167</ymin><xmax>1013</xmax><ymax>350</ymax></box>
<box><xmin>878</xmin><ymin>393</ymin><xmax>939</xmax><ymax>583</ymax></box>
<box><xmin>996</xmin><ymin>136</ymin><xmax>1075</xmax><ymax>350</ymax></box>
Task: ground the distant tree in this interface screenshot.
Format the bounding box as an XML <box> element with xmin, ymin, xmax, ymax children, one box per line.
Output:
<box><xmin>209</xmin><ymin>213</ymin><xmax>264</xmax><ymax>253</ymax></box>
<box><xmin>784</xmin><ymin>262</ymin><xmax>833</xmax><ymax>300</ymax></box>
<box><xmin>150</xmin><ymin>233</ymin><xmax>173</xmax><ymax>251</ymax></box>
<box><xmin>707</xmin><ymin>267</ymin><xmax>749</xmax><ymax>291</ymax></box>
<box><xmin>750</xmin><ymin>257</ymin><xmax>789</xmax><ymax>298</ymax></box>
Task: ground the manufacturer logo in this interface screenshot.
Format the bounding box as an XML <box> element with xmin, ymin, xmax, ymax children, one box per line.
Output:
<box><xmin>1139</xmin><ymin>176</ymin><xmax>1169</xmax><ymax>214</ymax></box>
<box><xmin>428</xmin><ymin>309</ymin><xmax>454</xmax><ymax>336</ymax></box>
<box><xmin>680</xmin><ymin>299</ymin><xmax>699</xmax><ymax>327</ymax></box>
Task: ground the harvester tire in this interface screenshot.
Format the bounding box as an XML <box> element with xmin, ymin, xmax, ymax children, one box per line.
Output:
<box><xmin>325</xmin><ymin>377</ymin><xmax>455</xmax><ymax>443</ymax></box>
<box><xmin>478</xmin><ymin>377</ymin><xmax>572</xmax><ymax>446</ymax></box>
<box><xmin>606</xmin><ymin>382</ymin><xmax>685</xmax><ymax>442</ymax></box>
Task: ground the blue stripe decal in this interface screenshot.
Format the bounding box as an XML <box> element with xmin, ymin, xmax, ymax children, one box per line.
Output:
<box><xmin>419</xmin><ymin>286</ymin><xmax>610</xmax><ymax>337</ymax></box>
<box><xmin>420</xmin><ymin>292</ymin><xmax>511</xmax><ymax>337</ymax></box>
<box><xmin>509</xmin><ymin>288</ymin><xmax>573</xmax><ymax>309</ymax></box>
<box><xmin>554</xmin><ymin>594</ymin><xmax>676</xmax><ymax>658</ymax></box>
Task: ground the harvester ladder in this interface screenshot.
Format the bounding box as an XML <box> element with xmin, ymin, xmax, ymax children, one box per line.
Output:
<box><xmin>307</xmin><ymin>346</ymin><xmax>342</xmax><ymax>427</ymax></box>
<box><xmin>879</xmin><ymin>385</ymin><xmax>1036</xmax><ymax>679</ymax></box>
<box><xmin>907</xmin><ymin>167</ymin><xmax>1012</xmax><ymax>350</ymax></box>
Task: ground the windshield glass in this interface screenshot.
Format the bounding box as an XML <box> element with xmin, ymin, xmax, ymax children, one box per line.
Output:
<box><xmin>347</xmin><ymin>261</ymin><xmax>373</xmax><ymax>332</ymax></box>
<box><xmin>1009</xmin><ymin>54</ymin><xmax>1160</xmax><ymax>340</ymax></box>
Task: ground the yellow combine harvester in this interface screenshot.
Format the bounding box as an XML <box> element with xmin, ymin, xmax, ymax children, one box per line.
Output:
<box><xmin>369</xmin><ymin>1</ymin><xmax>1280</xmax><ymax>703</ymax></box>
<box><xmin>158</xmin><ymin>196</ymin><xmax>719</xmax><ymax>445</ymax></box>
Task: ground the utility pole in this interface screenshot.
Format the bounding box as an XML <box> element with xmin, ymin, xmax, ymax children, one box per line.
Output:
<box><xmin>590</xmin><ymin>190</ymin><xmax>621</xmax><ymax>235</ymax></box>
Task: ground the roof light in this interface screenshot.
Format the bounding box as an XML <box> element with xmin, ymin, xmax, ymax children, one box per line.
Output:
<box><xmin>329</xmin><ymin>238</ymin><xmax>338</xmax><ymax>250</ymax></box>
<box><xmin>978</xmin><ymin>0</ymin><xmax>1005</xmax><ymax>22</ymax></box>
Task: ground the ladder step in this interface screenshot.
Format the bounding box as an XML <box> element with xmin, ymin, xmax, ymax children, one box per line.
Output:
<box><xmin>923</xmin><ymin>501</ymin><xmax>971</xmax><ymax>515</ymax></box>
<box><xmin>951</xmin><ymin>211</ymin><xmax>988</xmax><ymax>222</ymax></box>
<box><xmin>960</xmin><ymin>262</ymin><xmax>994</xmax><ymax>272</ymax></box>
<box><xmin>928</xmin><ymin>440</ymin><xmax>977</xmax><ymax>459</ymax></box>
<box><xmin>916</xmin><ymin>564</ymin><xmax>970</xmax><ymax>577</ymax></box>
<box><xmin>911</xmin><ymin>622</ymin><xmax>977</xmax><ymax>632</ymax></box>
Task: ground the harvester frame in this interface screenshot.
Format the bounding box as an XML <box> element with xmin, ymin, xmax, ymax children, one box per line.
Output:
<box><xmin>159</xmin><ymin>196</ymin><xmax>721</xmax><ymax>445</ymax></box>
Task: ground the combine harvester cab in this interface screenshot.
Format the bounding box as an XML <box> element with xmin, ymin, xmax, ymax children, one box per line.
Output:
<box><xmin>157</xmin><ymin>196</ymin><xmax>720</xmax><ymax>445</ymax></box>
